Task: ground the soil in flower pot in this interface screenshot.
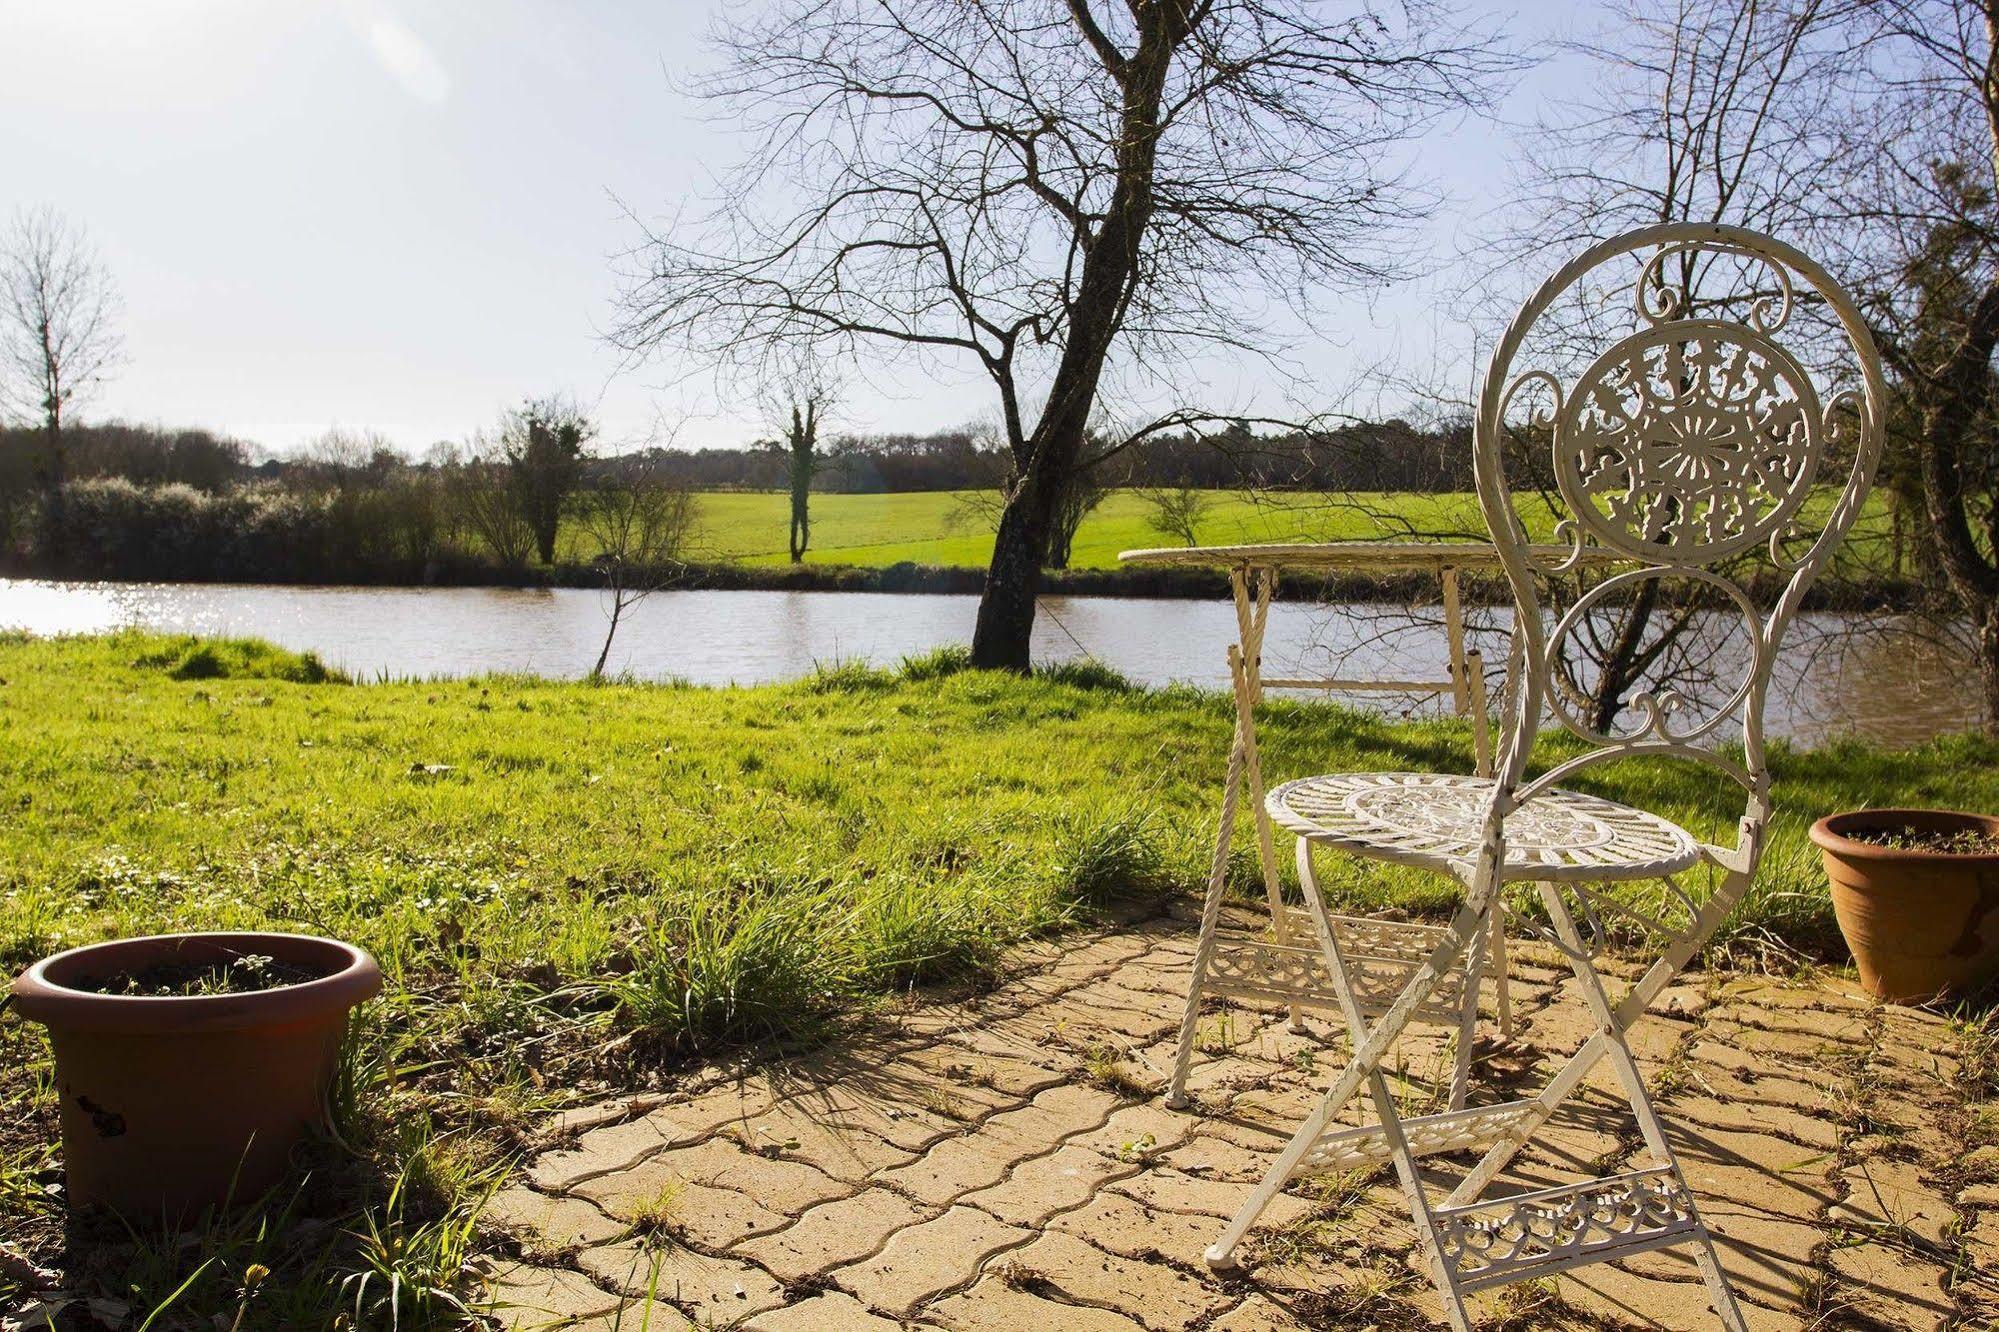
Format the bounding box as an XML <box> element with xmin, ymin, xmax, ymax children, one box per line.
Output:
<box><xmin>9</xmin><ymin>932</ymin><xmax>381</xmax><ymax>1217</ymax></box>
<box><xmin>1810</xmin><ymin>809</ymin><xmax>1999</xmax><ymax>1004</ymax></box>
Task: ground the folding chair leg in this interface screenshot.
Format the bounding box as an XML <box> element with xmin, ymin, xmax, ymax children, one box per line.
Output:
<box><xmin>1533</xmin><ymin>882</ymin><xmax>1748</xmax><ymax>1332</ymax></box>
<box><xmin>1292</xmin><ymin>842</ymin><xmax>1485</xmax><ymax>1110</ymax></box>
<box><xmin>1444</xmin><ymin>866</ymin><xmax>1755</xmax><ymax>1208</ymax></box>
<box><xmin>1307</xmin><ymin>851</ymin><xmax>1477</xmax><ymax>1330</ymax></box>
<box><xmin>1448</xmin><ymin>913</ymin><xmax>1488</xmax><ymax>1111</ymax></box>
<box><xmin>1366</xmin><ymin>1058</ymin><xmax>1475</xmax><ymax>1332</ymax></box>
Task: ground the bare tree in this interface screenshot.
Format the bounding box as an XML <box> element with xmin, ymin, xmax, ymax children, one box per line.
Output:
<box><xmin>296</xmin><ymin>428</ymin><xmax>398</xmax><ymax>492</ymax></box>
<box><xmin>575</xmin><ymin>458</ymin><xmax>699</xmax><ymax>679</ymax></box>
<box><xmin>615</xmin><ymin>0</ymin><xmax>1509</xmax><ymax>669</ymax></box>
<box><xmin>1141</xmin><ymin>484</ymin><xmax>1211</xmax><ymax>546</ymax></box>
<box><xmin>0</xmin><ymin>208</ymin><xmax>123</xmax><ymax>547</ymax></box>
<box><xmin>1486</xmin><ymin>0</ymin><xmax>1851</xmax><ymax>729</ymax></box>
<box><xmin>1505</xmin><ymin>0</ymin><xmax>1844</xmax><ymax>260</ymax></box>
<box><xmin>762</xmin><ymin>361</ymin><xmax>839</xmax><ymax>563</ymax></box>
<box><xmin>1811</xmin><ymin>0</ymin><xmax>1999</xmax><ymax>728</ymax></box>
<box><xmin>451</xmin><ymin>433</ymin><xmax>536</xmax><ymax>571</ymax></box>
<box><xmin>501</xmin><ymin>395</ymin><xmax>592</xmax><ymax>565</ymax></box>
<box><xmin>1046</xmin><ymin>464</ymin><xmax>1109</xmax><ymax>571</ymax></box>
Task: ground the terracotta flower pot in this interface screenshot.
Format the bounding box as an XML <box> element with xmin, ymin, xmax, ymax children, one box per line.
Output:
<box><xmin>1810</xmin><ymin>809</ymin><xmax>1999</xmax><ymax>1004</ymax></box>
<box><xmin>10</xmin><ymin>931</ymin><xmax>381</xmax><ymax>1217</ymax></box>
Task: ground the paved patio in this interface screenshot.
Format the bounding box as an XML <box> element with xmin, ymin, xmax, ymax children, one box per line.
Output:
<box><xmin>482</xmin><ymin>907</ymin><xmax>1998</xmax><ymax>1330</ymax></box>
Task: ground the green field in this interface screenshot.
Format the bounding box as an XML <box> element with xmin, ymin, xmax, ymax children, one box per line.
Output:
<box><xmin>667</xmin><ymin>489</ymin><xmax>1501</xmax><ymax>567</ymax></box>
<box><xmin>2</xmin><ymin>631</ymin><xmax>1979</xmax><ymax>1321</ymax></box>
<box><xmin>561</xmin><ymin>488</ymin><xmax>1903</xmax><ymax>579</ymax></box>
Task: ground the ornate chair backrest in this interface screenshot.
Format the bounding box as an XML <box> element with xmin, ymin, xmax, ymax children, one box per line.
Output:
<box><xmin>1472</xmin><ymin>223</ymin><xmax>1886</xmax><ymax>880</ymax></box>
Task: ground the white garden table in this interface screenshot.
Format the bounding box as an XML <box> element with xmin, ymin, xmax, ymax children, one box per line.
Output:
<box><xmin>1118</xmin><ymin>540</ymin><xmax>1609</xmax><ymax>1110</ymax></box>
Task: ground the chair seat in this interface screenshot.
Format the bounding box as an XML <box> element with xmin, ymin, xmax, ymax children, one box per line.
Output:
<box><xmin>1266</xmin><ymin>772</ymin><xmax>1700</xmax><ymax>882</ymax></box>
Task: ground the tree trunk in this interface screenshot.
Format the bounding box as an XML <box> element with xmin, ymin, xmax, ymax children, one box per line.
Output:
<box><xmin>1979</xmin><ymin>608</ymin><xmax>1999</xmax><ymax>735</ymax></box>
<box><xmin>1587</xmin><ymin>580</ymin><xmax>1661</xmax><ymax>732</ymax></box>
<box><xmin>1913</xmin><ymin>283</ymin><xmax>1999</xmax><ymax>732</ymax></box>
<box><xmin>787</xmin><ymin>401</ymin><xmax>815</xmax><ymax>563</ymax></box>
<box><xmin>970</xmin><ymin>475</ymin><xmax>1057</xmax><ymax>670</ymax></box>
<box><xmin>789</xmin><ymin>457</ymin><xmax>810</xmax><ymax>562</ymax></box>
<box><xmin>592</xmin><ymin>591</ymin><xmax>625</xmax><ymax>680</ymax></box>
<box><xmin>39</xmin><ymin>408</ymin><xmax>65</xmax><ymax>558</ymax></box>
<box><xmin>963</xmin><ymin>8</ymin><xmax>1185</xmax><ymax>670</ymax></box>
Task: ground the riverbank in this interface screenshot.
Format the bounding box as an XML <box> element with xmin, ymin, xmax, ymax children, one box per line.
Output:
<box><xmin>3</xmin><ymin>484</ymin><xmax>1920</xmax><ymax>605</ymax></box>
<box><xmin>5</xmin><ymin>579</ymin><xmax>1973</xmax><ymax>746</ymax></box>
<box><xmin>0</xmin><ymin>552</ymin><xmax>1932</xmax><ymax>609</ymax></box>
<box><xmin>3</xmin><ymin>631</ymin><xmax>1993</xmax><ymax>1322</ymax></box>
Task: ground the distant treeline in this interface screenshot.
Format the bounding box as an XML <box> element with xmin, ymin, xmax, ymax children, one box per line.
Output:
<box><xmin>0</xmin><ymin>415</ymin><xmax>1472</xmax><ymax>586</ymax></box>
<box><xmin>0</xmin><ymin>416</ymin><xmax>1473</xmax><ymax>499</ymax></box>
<box><xmin>581</xmin><ymin>418</ymin><xmax>1474</xmax><ymax>493</ymax></box>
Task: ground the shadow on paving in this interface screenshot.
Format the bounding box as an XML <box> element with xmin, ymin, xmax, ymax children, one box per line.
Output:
<box><xmin>482</xmin><ymin>903</ymin><xmax>1994</xmax><ymax>1331</ymax></box>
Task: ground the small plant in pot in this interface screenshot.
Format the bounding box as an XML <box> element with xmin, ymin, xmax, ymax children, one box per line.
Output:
<box><xmin>9</xmin><ymin>931</ymin><xmax>381</xmax><ymax>1217</ymax></box>
<box><xmin>1810</xmin><ymin>809</ymin><xmax>1999</xmax><ymax>1004</ymax></box>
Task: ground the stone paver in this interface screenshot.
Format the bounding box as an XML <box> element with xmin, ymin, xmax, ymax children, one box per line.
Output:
<box><xmin>577</xmin><ymin>1237</ymin><xmax>787</xmax><ymax>1320</ymax></box>
<box><xmin>483</xmin><ymin>1262</ymin><xmax>623</xmax><ymax>1329</ymax></box>
<box><xmin>924</xmin><ymin>1274</ymin><xmax>1149</xmax><ymax>1331</ymax></box>
<box><xmin>744</xmin><ymin>1291</ymin><xmax>904</xmax><ymax>1330</ymax></box>
<box><xmin>572</xmin><ymin>1161</ymin><xmax>792</xmax><ymax>1248</ymax></box>
<box><xmin>483</xmin><ymin>912</ymin><xmax>1986</xmax><ymax>1331</ymax></box>
<box><xmin>734</xmin><ymin>1185</ymin><xmax>933</xmax><ymax>1282</ymax></box>
<box><xmin>1003</xmin><ymin>1229</ymin><xmax>1229</xmax><ymax>1330</ymax></box>
<box><xmin>831</xmin><ymin>1204</ymin><xmax>1033</xmax><ymax>1313</ymax></box>
<box><xmin>960</xmin><ymin>1143</ymin><xmax>1134</xmax><ymax>1226</ymax></box>
<box><xmin>487</xmin><ymin>1186</ymin><xmax>627</xmax><ymax>1254</ymax></box>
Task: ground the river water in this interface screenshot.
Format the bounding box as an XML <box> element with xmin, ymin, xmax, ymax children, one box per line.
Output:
<box><xmin>0</xmin><ymin>579</ymin><xmax>1979</xmax><ymax>749</ymax></box>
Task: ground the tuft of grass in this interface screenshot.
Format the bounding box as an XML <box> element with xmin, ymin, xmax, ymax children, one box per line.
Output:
<box><xmin>129</xmin><ymin>632</ymin><xmax>343</xmax><ymax>683</ymax></box>
<box><xmin>588</xmin><ymin>889</ymin><xmax>857</xmax><ymax>1055</ymax></box>
<box><xmin>1054</xmin><ymin>806</ymin><xmax>1166</xmax><ymax>905</ymax></box>
<box><xmin>337</xmin><ymin>1150</ymin><xmax>495</xmax><ymax>1330</ymax></box>
<box><xmin>621</xmin><ymin>1181</ymin><xmax>684</xmax><ymax>1238</ymax></box>
<box><xmin>1288</xmin><ymin>1263</ymin><xmax>1429</xmax><ymax>1330</ymax></box>
<box><xmin>1194</xmin><ymin>1010</ymin><xmax>1239</xmax><ymax>1056</ymax></box>
<box><xmin>804</xmin><ymin>658</ymin><xmax>897</xmax><ymax>693</ymax></box>
<box><xmin>1484</xmin><ymin>1278</ymin><xmax>1620</xmax><ymax>1330</ymax></box>
<box><xmin>1080</xmin><ymin>1044</ymin><xmax>1153</xmax><ymax>1100</ymax></box>
<box><xmin>846</xmin><ymin>872</ymin><xmax>1013</xmax><ymax>991</ymax></box>
<box><xmin>1035</xmin><ymin>657</ymin><xmax>1134</xmax><ymax>692</ymax></box>
<box><xmin>898</xmin><ymin>644</ymin><xmax>974</xmax><ymax>681</ymax></box>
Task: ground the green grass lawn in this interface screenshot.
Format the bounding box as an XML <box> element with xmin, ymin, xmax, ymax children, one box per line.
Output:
<box><xmin>559</xmin><ymin>487</ymin><xmax>1904</xmax><ymax>580</ymax></box>
<box><xmin>693</xmin><ymin>490</ymin><xmax>1508</xmax><ymax>569</ymax></box>
<box><xmin>2</xmin><ymin>629</ymin><xmax>1983</xmax><ymax>1323</ymax></box>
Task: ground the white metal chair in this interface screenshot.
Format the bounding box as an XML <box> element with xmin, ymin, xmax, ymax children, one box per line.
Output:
<box><xmin>1193</xmin><ymin>222</ymin><xmax>1886</xmax><ymax>1332</ymax></box>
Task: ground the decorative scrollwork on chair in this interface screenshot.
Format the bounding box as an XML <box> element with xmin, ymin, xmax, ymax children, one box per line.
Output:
<box><xmin>1554</xmin><ymin>321</ymin><xmax>1824</xmax><ymax>566</ymax></box>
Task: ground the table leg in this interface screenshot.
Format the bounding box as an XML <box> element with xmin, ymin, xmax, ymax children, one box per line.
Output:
<box><xmin>1164</xmin><ymin>569</ymin><xmax>1274</xmax><ymax>1106</ymax></box>
<box><xmin>1162</xmin><ymin>702</ymin><xmax>1247</xmax><ymax>1110</ymax></box>
<box><xmin>1231</xmin><ymin>568</ymin><xmax>1298</xmax><ymax>1030</ymax></box>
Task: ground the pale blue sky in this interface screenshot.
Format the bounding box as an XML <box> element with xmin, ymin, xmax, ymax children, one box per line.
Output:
<box><xmin>0</xmin><ymin>1</ymin><xmax>1596</xmax><ymax>454</ymax></box>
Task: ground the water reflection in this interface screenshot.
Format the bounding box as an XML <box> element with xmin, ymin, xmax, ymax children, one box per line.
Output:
<box><xmin>0</xmin><ymin>579</ymin><xmax>1980</xmax><ymax>749</ymax></box>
